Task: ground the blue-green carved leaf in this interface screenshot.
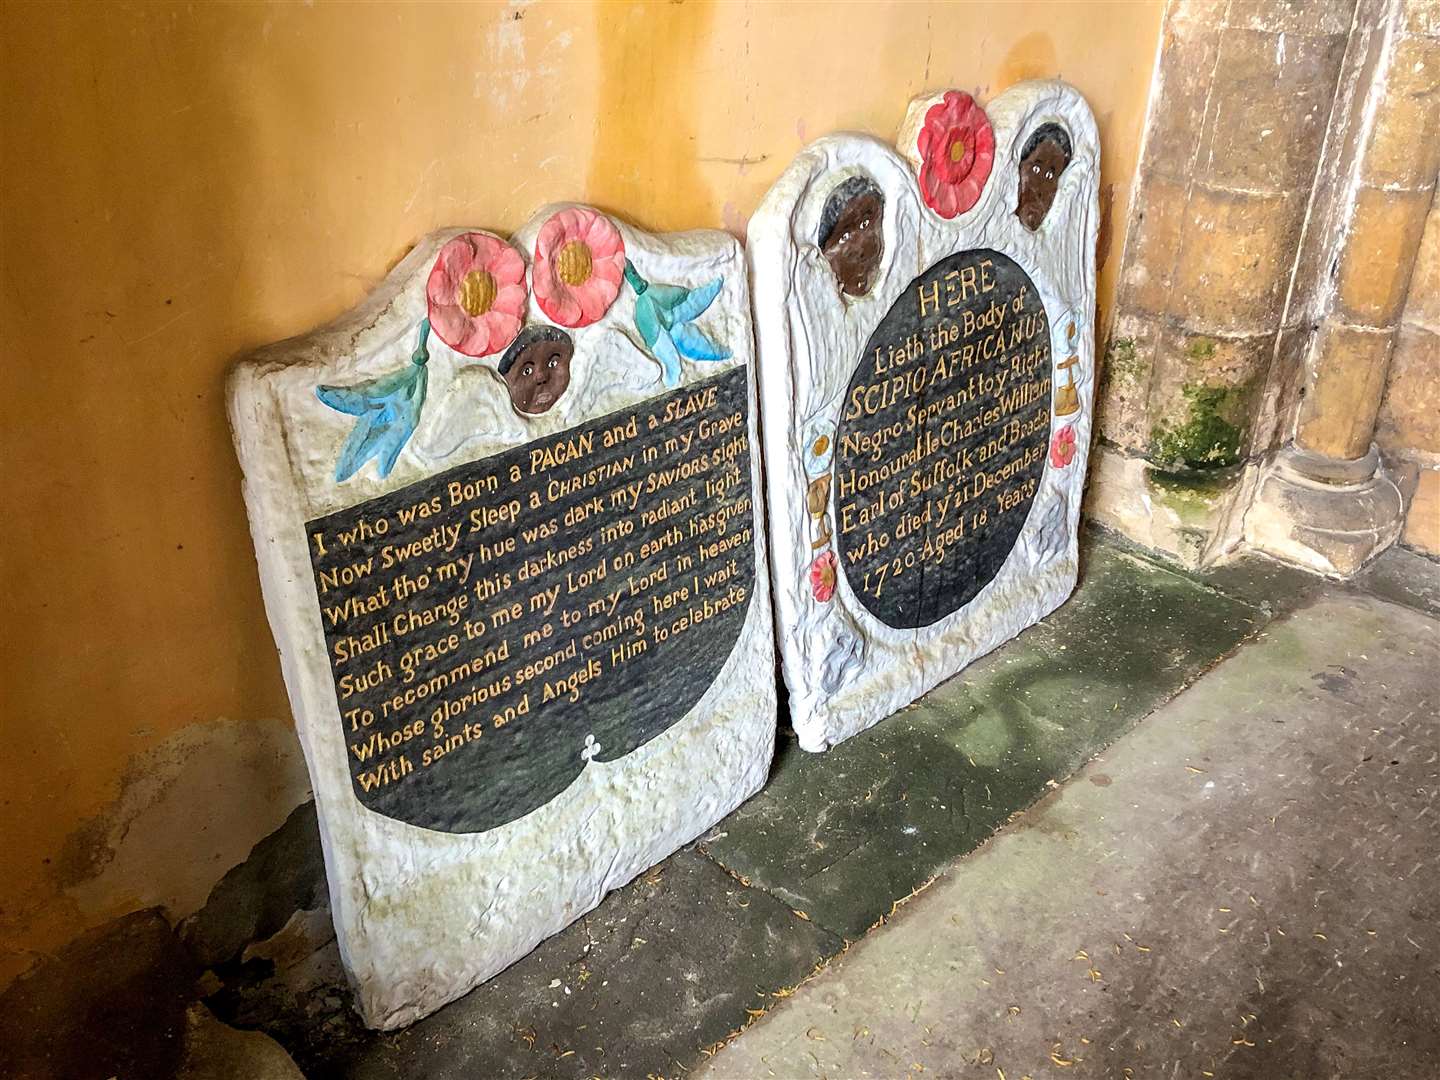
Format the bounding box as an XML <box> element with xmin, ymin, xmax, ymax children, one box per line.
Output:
<box><xmin>669</xmin><ymin>277</ymin><xmax>723</xmax><ymax>325</ymax></box>
<box><xmin>651</xmin><ymin>330</ymin><xmax>684</xmax><ymax>387</ymax></box>
<box><xmin>671</xmin><ymin>321</ymin><xmax>729</xmax><ymax>362</ymax></box>
<box><xmin>625</xmin><ymin>263</ymin><xmax>729</xmax><ymax>384</ymax></box>
<box><xmin>318</xmin><ymin>321</ymin><xmax>431</xmax><ymax>482</ymax></box>
<box><xmin>634</xmin><ymin>294</ymin><xmax>661</xmax><ymax>348</ymax></box>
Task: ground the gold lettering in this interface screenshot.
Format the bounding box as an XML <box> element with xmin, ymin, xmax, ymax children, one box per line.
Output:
<box><xmin>917</xmin><ymin>280</ymin><xmax>941</xmax><ymax>318</ymax></box>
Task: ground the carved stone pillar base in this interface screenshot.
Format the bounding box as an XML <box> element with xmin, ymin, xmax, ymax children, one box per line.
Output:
<box><xmin>1244</xmin><ymin>444</ymin><xmax>1404</xmax><ymax>578</ymax></box>
<box><xmin>1085</xmin><ymin>447</ymin><xmax>1253</xmax><ymax>569</ymax></box>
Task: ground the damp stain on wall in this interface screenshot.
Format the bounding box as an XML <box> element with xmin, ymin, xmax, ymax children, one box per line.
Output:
<box><xmin>997</xmin><ymin>31</ymin><xmax>1059</xmax><ymax>90</ymax></box>
<box><xmin>2</xmin><ymin>718</ymin><xmax>309</xmax><ymax>990</ymax></box>
<box><xmin>587</xmin><ymin>0</ymin><xmax>717</xmax><ymax>230</ymax></box>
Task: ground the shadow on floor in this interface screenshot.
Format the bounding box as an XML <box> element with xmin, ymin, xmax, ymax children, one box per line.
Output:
<box><xmin>5</xmin><ymin>533</ymin><xmax>1433</xmax><ymax>1079</ymax></box>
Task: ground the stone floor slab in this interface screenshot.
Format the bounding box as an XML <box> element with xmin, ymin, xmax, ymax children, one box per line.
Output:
<box><xmin>1193</xmin><ymin>550</ymin><xmax>1336</xmax><ymax>616</ymax></box>
<box><xmin>699</xmin><ymin>591</ymin><xmax>1440</xmax><ymax>1079</ymax></box>
<box><xmin>702</xmin><ymin>542</ymin><xmax>1264</xmax><ymax>939</ymax></box>
<box><xmin>297</xmin><ymin>850</ymin><xmax>841</xmax><ymax>1079</ymax></box>
<box><xmin>1196</xmin><ymin>544</ymin><xmax>1439</xmax><ymax>622</ymax></box>
<box><xmin>1354</xmin><ymin>545</ymin><xmax>1440</xmax><ymax>619</ymax></box>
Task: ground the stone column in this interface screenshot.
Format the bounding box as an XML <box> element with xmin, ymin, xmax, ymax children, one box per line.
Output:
<box><xmin>1247</xmin><ymin>0</ymin><xmax>1438</xmax><ymax>574</ymax></box>
<box><xmin>1377</xmin><ymin>195</ymin><xmax>1440</xmax><ymax>555</ymax></box>
<box><xmin>1094</xmin><ymin>0</ymin><xmax>1357</xmax><ymax>564</ymax></box>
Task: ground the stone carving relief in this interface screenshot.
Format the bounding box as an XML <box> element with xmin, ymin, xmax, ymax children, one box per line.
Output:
<box><xmin>229</xmin><ymin>206</ymin><xmax>774</xmax><ymax>1028</ymax></box>
<box><xmin>749</xmin><ymin>81</ymin><xmax>1100</xmax><ymax>750</ymax></box>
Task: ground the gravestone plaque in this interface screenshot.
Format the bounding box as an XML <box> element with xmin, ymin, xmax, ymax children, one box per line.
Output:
<box><xmin>230</xmin><ymin>206</ymin><xmax>773</xmax><ymax>1028</ymax></box>
<box><xmin>749</xmin><ymin>82</ymin><xmax>1099</xmax><ymax>749</ymax></box>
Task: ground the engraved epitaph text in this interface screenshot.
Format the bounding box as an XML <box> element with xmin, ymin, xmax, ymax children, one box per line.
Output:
<box><xmin>835</xmin><ymin>249</ymin><xmax>1051</xmax><ymax>628</ymax></box>
<box><xmin>307</xmin><ymin>368</ymin><xmax>755</xmax><ymax>833</ymax></box>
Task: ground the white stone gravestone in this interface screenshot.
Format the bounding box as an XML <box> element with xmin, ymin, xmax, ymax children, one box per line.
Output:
<box><xmin>229</xmin><ymin>206</ymin><xmax>774</xmax><ymax>1028</ymax></box>
<box><xmin>749</xmin><ymin>81</ymin><xmax>1099</xmax><ymax>750</ymax></box>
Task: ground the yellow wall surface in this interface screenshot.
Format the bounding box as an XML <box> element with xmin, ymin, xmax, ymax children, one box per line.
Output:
<box><xmin>0</xmin><ymin>0</ymin><xmax>1163</xmax><ymax>983</ymax></box>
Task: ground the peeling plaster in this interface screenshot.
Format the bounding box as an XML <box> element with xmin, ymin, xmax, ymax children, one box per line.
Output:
<box><xmin>57</xmin><ymin>718</ymin><xmax>311</xmax><ymax>932</ymax></box>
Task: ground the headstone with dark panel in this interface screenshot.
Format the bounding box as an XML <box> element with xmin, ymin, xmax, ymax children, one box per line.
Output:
<box><xmin>749</xmin><ymin>82</ymin><xmax>1099</xmax><ymax>749</ymax></box>
<box><xmin>229</xmin><ymin>206</ymin><xmax>774</xmax><ymax>1028</ymax></box>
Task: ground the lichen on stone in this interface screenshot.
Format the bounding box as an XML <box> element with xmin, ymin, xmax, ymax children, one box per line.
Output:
<box><xmin>1185</xmin><ymin>336</ymin><xmax>1217</xmax><ymax>363</ymax></box>
<box><xmin>1105</xmin><ymin>336</ymin><xmax>1143</xmax><ymax>382</ymax></box>
<box><xmin>1146</xmin><ymin>467</ymin><xmax>1235</xmax><ymax>526</ymax></box>
<box><xmin>1148</xmin><ymin>383</ymin><xmax>1247</xmax><ymax>471</ymax></box>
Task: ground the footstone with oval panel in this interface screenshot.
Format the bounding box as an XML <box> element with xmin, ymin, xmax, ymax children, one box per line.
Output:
<box><xmin>229</xmin><ymin>205</ymin><xmax>774</xmax><ymax>1028</ymax></box>
<box><xmin>748</xmin><ymin>81</ymin><xmax>1099</xmax><ymax>750</ymax></box>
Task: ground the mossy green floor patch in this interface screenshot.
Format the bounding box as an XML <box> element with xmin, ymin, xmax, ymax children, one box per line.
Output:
<box><xmin>701</xmin><ymin>539</ymin><xmax>1265</xmax><ymax>940</ymax></box>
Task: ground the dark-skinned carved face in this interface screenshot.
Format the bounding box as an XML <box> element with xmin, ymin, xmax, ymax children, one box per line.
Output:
<box><xmin>1016</xmin><ymin>123</ymin><xmax>1073</xmax><ymax>232</ymax></box>
<box><xmin>499</xmin><ymin>325</ymin><xmax>573</xmax><ymax>415</ymax></box>
<box><xmin>819</xmin><ymin>177</ymin><xmax>885</xmax><ymax>297</ymax></box>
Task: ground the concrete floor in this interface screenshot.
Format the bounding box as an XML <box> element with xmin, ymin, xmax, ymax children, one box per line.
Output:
<box><xmin>4</xmin><ymin>535</ymin><xmax>1434</xmax><ymax>1080</ymax></box>
<box><xmin>700</xmin><ymin>587</ymin><xmax>1440</xmax><ymax>1079</ymax></box>
<box><xmin>297</xmin><ymin>538</ymin><xmax>1437</xmax><ymax>1079</ymax></box>
<box><xmin>271</xmin><ymin>535</ymin><xmax>1282</xmax><ymax>1078</ymax></box>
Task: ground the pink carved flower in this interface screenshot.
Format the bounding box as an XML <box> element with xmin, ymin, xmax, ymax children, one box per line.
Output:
<box><xmin>426</xmin><ymin>232</ymin><xmax>527</xmax><ymax>357</ymax></box>
<box><xmin>1050</xmin><ymin>424</ymin><xmax>1077</xmax><ymax>469</ymax></box>
<box><xmin>809</xmin><ymin>550</ymin><xmax>838</xmax><ymax>603</ymax></box>
<box><xmin>916</xmin><ymin>91</ymin><xmax>995</xmax><ymax>219</ymax></box>
<box><xmin>532</xmin><ymin>208</ymin><xmax>626</xmax><ymax>328</ymax></box>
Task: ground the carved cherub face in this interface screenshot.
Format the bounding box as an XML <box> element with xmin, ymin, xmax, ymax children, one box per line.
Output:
<box><xmin>1016</xmin><ymin>124</ymin><xmax>1073</xmax><ymax>232</ymax></box>
<box><xmin>499</xmin><ymin>326</ymin><xmax>573</xmax><ymax>415</ymax></box>
<box><xmin>819</xmin><ymin>179</ymin><xmax>885</xmax><ymax>297</ymax></box>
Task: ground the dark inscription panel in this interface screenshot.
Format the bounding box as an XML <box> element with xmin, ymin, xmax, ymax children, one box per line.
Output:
<box><xmin>307</xmin><ymin>367</ymin><xmax>755</xmax><ymax>834</ymax></box>
<box><xmin>835</xmin><ymin>249</ymin><xmax>1051</xmax><ymax>628</ymax></box>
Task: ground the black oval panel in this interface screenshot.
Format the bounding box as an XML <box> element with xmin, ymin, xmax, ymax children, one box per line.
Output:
<box><xmin>833</xmin><ymin>248</ymin><xmax>1051</xmax><ymax>629</ymax></box>
<box><xmin>307</xmin><ymin>367</ymin><xmax>755</xmax><ymax>833</ymax></box>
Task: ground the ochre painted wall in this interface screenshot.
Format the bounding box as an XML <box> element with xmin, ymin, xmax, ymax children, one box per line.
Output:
<box><xmin>0</xmin><ymin>0</ymin><xmax>1164</xmax><ymax>983</ymax></box>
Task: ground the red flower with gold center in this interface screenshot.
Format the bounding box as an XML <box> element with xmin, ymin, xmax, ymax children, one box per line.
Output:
<box><xmin>425</xmin><ymin>232</ymin><xmax>527</xmax><ymax>357</ymax></box>
<box><xmin>532</xmin><ymin>208</ymin><xmax>627</xmax><ymax>328</ymax></box>
<box><xmin>1050</xmin><ymin>424</ymin><xmax>1078</xmax><ymax>468</ymax></box>
<box><xmin>810</xmin><ymin>550</ymin><xmax>839</xmax><ymax>603</ymax></box>
<box><xmin>916</xmin><ymin>91</ymin><xmax>995</xmax><ymax>219</ymax></box>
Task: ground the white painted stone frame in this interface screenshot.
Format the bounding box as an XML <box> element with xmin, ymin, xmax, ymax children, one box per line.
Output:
<box><xmin>749</xmin><ymin>82</ymin><xmax>1099</xmax><ymax>751</ymax></box>
<box><xmin>228</xmin><ymin>209</ymin><xmax>775</xmax><ymax>1028</ymax></box>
